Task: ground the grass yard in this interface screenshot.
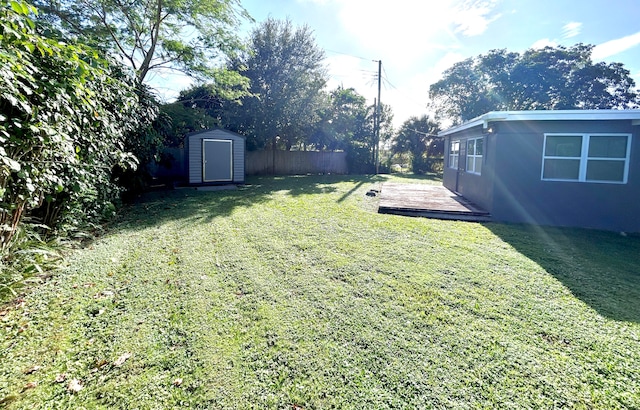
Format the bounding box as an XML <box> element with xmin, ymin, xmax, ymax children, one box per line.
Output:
<box><xmin>1</xmin><ymin>174</ymin><xmax>639</xmax><ymax>409</ymax></box>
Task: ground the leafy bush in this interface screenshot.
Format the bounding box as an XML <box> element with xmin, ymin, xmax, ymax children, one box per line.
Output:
<box><xmin>0</xmin><ymin>220</ymin><xmax>62</xmax><ymax>300</ymax></box>
<box><xmin>1</xmin><ymin>1</ymin><xmax>153</xmax><ymax>250</ymax></box>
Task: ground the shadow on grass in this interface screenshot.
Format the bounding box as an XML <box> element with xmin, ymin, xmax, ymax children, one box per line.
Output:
<box><xmin>336</xmin><ymin>180</ymin><xmax>367</xmax><ymax>203</ymax></box>
<box><xmin>385</xmin><ymin>172</ymin><xmax>443</xmax><ymax>183</ymax></box>
<box><xmin>486</xmin><ymin>223</ymin><xmax>640</xmax><ymax>324</ymax></box>
<box><xmin>114</xmin><ymin>174</ymin><xmax>388</xmax><ymax>232</ymax></box>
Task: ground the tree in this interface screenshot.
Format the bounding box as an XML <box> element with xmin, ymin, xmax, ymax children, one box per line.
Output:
<box><xmin>309</xmin><ymin>86</ymin><xmax>394</xmax><ymax>173</ymax></box>
<box><xmin>33</xmin><ymin>0</ymin><xmax>251</xmax><ymax>84</ymax></box>
<box><xmin>391</xmin><ymin>115</ymin><xmax>441</xmax><ymax>174</ymax></box>
<box><xmin>429</xmin><ymin>45</ymin><xmax>640</xmax><ymax>124</ymax></box>
<box><xmin>345</xmin><ymin>101</ymin><xmax>393</xmax><ymax>174</ymax></box>
<box><xmin>226</xmin><ymin>18</ymin><xmax>328</xmax><ymax>151</ymax></box>
<box><xmin>309</xmin><ymin>87</ymin><xmax>368</xmax><ymax>151</ymax></box>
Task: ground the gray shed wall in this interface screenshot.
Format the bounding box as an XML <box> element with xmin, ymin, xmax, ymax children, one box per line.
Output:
<box><xmin>444</xmin><ymin>119</ymin><xmax>640</xmax><ymax>232</ymax></box>
<box><xmin>188</xmin><ymin>129</ymin><xmax>245</xmax><ymax>184</ymax></box>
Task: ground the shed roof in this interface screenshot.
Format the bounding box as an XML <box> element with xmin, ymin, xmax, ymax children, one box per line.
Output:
<box><xmin>186</xmin><ymin>127</ymin><xmax>246</xmax><ymax>139</ymax></box>
<box><xmin>438</xmin><ymin>109</ymin><xmax>640</xmax><ymax>137</ymax></box>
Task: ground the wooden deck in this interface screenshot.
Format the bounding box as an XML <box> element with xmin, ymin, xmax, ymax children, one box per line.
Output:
<box><xmin>378</xmin><ymin>183</ymin><xmax>491</xmax><ymax>221</ymax></box>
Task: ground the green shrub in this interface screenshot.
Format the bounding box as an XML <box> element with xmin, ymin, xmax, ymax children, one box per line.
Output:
<box><xmin>0</xmin><ymin>220</ymin><xmax>62</xmax><ymax>300</ymax></box>
<box><xmin>0</xmin><ymin>0</ymin><xmax>154</xmax><ymax>250</ymax></box>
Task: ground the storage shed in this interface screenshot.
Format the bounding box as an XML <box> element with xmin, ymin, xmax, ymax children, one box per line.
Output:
<box><xmin>439</xmin><ymin>110</ymin><xmax>640</xmax><ymax>232</ymax></box>
<box><xmin>187</xmin><ymin>128</ymin><xmax>245</xmax><ymax>185</ymax></box>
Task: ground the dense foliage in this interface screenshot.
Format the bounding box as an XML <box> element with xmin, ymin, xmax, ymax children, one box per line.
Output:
<box><xmin>0</xmin><ymin>1</ymin><xmax>154</xmax><ymax>273</ymax></box>
<box><xmin>429</xmin><ymin>44</ymin><xmax>640</xmax><ymax>123</ymax></box>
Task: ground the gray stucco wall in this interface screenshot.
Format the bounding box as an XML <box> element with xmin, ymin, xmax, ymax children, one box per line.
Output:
<box><xmin>443</xmin><ymin>119</ymin><xmax>640</xmax><ymax>232</ymax></box>
<box><xmin>490</xmin><ymin>120</ymin><xmax>639</xmax><ymax>232</ymax></box>
<box><xmin>442</xmin><ymin>127</ymin><xmax>495</xmax><ymax>212</ymax></box>
<box><xmin>187</xmin><ymin>129</ymin><xmax>245</xmax><ymax>184</ymax></box>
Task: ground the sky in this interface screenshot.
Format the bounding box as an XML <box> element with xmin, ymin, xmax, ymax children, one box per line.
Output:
<box><xmin>149</xmin><ymin>0</ymin><xmax>640</xmax><ymax>128</ymax></box>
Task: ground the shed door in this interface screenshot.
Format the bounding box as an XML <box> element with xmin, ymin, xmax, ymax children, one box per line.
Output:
<box><xmin>203</xmin><ymin>139</ymin><xmax>233</xmax><ymax>182</ymax></box>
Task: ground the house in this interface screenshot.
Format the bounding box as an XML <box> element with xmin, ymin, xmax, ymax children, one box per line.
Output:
<box><xmin>438</xmin><ymin>110</ymin><xmax>640</xmax><ymax>232</ymax></box>
<box><xmin>187</xmin><ymin>128</ymin><xmax>245</xmax><ymax>185</ymax></box>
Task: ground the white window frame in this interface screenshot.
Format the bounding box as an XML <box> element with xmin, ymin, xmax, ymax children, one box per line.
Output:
<box><xmin>449</xmin><ymin>140</ymin><xmax>460</xmax><ymax>169</ymax></box>
<box><xmin>541</xmin><ymin>133</ymin><xmax>631</xmax><ymax>184</ymax></box>
<box><xmin>466</xmin><ymin>137</ymin><xmax>483</xmax><ymax>175</ymax></box>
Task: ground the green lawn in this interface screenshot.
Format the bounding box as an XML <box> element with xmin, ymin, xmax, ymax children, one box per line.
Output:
<box><xmin>1</xmin><ymin>175</ymin><xmax>639</xmax><ymax>409</ymax></box>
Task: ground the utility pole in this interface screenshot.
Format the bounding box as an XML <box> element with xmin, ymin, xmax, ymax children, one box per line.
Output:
<box><xmin>374</xmin><ymin>59</ymin><xmax>382</xmax><ymax>174</ymax></box>
<box><xmin>373</xmin><ymin>97</ymin><xmax>377</xmax><ymax>171</ymax></box>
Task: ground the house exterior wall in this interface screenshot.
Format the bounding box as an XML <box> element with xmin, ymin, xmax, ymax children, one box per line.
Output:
<box><xmin>442</xmin><ymin>126</ymin><xmax>495</xmax><ymax>212</ymax></box>
<box><xmin>491</xmin><ymin>120</ymin><xmax>639</xmax><ymax>232</ymax></box>
<box><xmin>445</xmin><ymin>118</ymin><xmax>640</xmax><ymax>232</ymax></box>
<box><xmin>187</xmin><ymin>129</ymin><xmax>245</xmax><ymax>184</ymax></box>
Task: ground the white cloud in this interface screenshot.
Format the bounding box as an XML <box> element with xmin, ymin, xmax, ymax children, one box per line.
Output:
<box><xmin>325</xmin><ymin>52</ymin><xmax>467</xmax><ymax>128</ymax></box>
<box><xmin>332</xmin><ymin>0</ymin><xmax>502</xmax><ymax>55</ymax></box>
<box><xmin>531</xmin><ymin>38</ymin><xmax>558</xmax><ymax>50</ymax></box>
<box><xmin>529</xmin><ymin>22</ymin><xmax>579</xmax><ymax>52</ymax></box>
<box><xmin>562</xmin><ymin>21</ymin><xmax>582</xmax><ymax>39</ymax></box>
<box><xmin>592</xmin><ymin>31</ymin><xmax>640</xmax><ymax>60</ymax></box>
<box><xmin>453</xmin><ymin>0</ymin><xmax>502</xmax><ymax>36</ymax></box>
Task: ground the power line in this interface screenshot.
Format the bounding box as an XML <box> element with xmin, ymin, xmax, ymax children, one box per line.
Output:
<box><xmin>381</xmin><ymin>65</ymin><xmax>394</xmax><ymax>88</ymax></box>
<box><xmin>379</xmin><ymin>63</ymin><xmax>430</xmax><ymax>112</ymax></box>
<box><xmin>406</xmin><ymin>127</ymin><xmax>440</xmax><ymax>137</ymax></box>
<box><xmin>324</xmin><ymin>48</ymin><xmax>372</xmax><ymax>62</ymax></box>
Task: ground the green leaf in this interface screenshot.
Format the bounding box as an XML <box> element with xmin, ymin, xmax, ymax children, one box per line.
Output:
<box><xmin>10</xmin><ymin>1</ymin><xmax>27</xmax><ymax>15</ymax></box>
<box><xmin>2</xmin><ymin>157</ymin><xmax>21</xmax><ymax>172</ymax></box>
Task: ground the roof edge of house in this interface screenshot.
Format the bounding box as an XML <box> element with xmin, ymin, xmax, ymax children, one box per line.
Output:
<box><xmin>438</xmin><ymin>109</ymin><xmax>640</xmax><ymax>137</ymax></box>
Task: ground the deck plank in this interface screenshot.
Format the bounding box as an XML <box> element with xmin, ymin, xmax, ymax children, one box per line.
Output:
<box><xmin>378</xmin><ymin>183</ymin><xmax>491</xmax><ymax>221</ymax></box>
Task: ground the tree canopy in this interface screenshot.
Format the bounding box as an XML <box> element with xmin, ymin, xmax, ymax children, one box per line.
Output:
<box><xmin>225</xmin><ymin>18</ymin><xmax>328</xmax><ymax>151</ymax></box>
<box><xmin>429</xmin><ymin>44</ymin><xmax>640</xmax><ymax>124</ymax></box>
<box><xmin>309</xmin><ymin>87</ymin><xmax>369</xmax><ymax>151</ymax></box>
<box><xmin>309</xmin><ymin>87</ymin><xmax>393</xmax><ymax>173</ymax></box>
<box><xmin>391</xmin><ymin>115</ymin><xmax>441</xmax><ymax>174</ymax></box>
<box><xmin>33</xmin><ymin>0</ymin><xmax>251</xmax><ymax>84</ymax></box>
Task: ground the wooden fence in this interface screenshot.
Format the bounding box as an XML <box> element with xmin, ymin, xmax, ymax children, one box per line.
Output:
<box><xmin>246</xmin><ymin>150</ymin><xmax>348</xmax><ymax>175</ymax></box>
<box><xmin>149</xmin><ymin>148</ymin><xmax>348</xmax><ymax>180</ymax></box>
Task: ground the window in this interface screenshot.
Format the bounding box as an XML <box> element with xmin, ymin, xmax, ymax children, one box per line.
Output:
<box><xmin>449</xmin><ymin>140</ymin><xmax>459</xmax><ymax>169</ymax></box>
<box><xmin>542</xmin><ymin>134</ymin><xmax>631</xmax><ymax>183</ymax></box>
<box><xmin>466</xmin><ymin>137</ymin><xmax>483</xmax><ymax>174</ymax></box>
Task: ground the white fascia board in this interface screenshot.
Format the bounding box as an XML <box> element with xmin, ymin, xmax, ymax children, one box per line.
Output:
<box><xmin>438</xmin><ymin>109</ymin><xmax>640</xmax><ymax>137</ymax></box>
